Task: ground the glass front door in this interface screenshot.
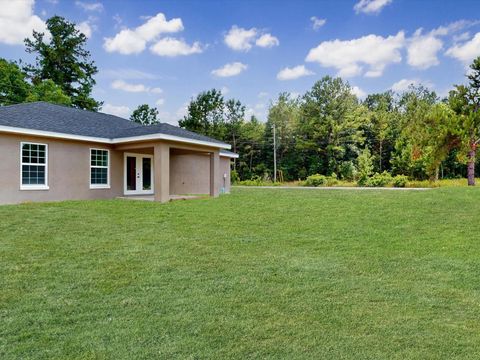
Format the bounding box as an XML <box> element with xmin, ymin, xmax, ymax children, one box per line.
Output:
<box><xmin>124</xmin><ymin>154</ymin><xmax>154</xmax><ymax>195</ymax></box>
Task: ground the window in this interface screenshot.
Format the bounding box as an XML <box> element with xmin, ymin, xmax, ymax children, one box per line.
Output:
<box><xmin>21</xmin><ymin>142</ymin><xmax>48</xmax><ymax>190</ymax></box>
<box><xmin>90</xmin><ymin>149</ymin><xmax>110</xmax><ymax>188</ymax></box>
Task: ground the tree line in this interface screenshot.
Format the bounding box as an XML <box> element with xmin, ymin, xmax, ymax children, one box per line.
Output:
<box><xmin>1</xmin><ymin>16</ymin><xmax>479</xmax><ymax>185</ymax></box>
<box><xmin>181</xmin><ymin>60</ymin><xmax>480</xmax><ymax>185</ymax></box>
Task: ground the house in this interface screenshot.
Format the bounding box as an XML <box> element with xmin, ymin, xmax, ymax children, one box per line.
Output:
<box><xmin>0</xmin><ymin>102</ymin><xmax>238</xmax><ymax>205</ymax></box>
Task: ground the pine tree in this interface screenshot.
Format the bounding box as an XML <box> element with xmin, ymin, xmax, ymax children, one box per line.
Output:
<box><xmin>24</xmin><ymin>16</ymin><xmax>101</xmax><ymax>111</ymax></box>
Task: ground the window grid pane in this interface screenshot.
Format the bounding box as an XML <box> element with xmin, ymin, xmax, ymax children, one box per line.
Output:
<box><xmin>21</xmin><ymin>143</ymin><xmax>47</xmax><ymax>186</ymax></box>
<box><xmin>90</xmin><ymin>149</ymin><xmax>109</xmax><ymax>186</ymax></box>
<box><xmin>91</xmin><ymin>168</ymin><xmax>108</xmax><ymax>185</ymax></box>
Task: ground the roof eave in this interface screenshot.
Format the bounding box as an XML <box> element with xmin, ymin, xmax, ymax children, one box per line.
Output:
<box><xmin>220</xmin><ymin>152</ymin><xmax>239</xmax><ymax>159</ymax></box>
<box><xmin>0</xmin><ymin>125</ymin><xmax>231</xmax><ymax>150</ymax></box>
<box><xmin>113</xmin><ymin>133</ymin><xmax>231</xmax><ymax>149</ymax></box>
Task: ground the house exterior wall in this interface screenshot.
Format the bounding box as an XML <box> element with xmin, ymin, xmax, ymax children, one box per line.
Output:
<box><xmin>0</xmin><ymin>133</ymin><xmax>123</xmax><ymax>205</ymax></box>
<box><xmin>220</xmin><ymin>157</ymin><xmax>231</xmax><ymax>193</ymax></box>
<box><xmin>169</xmin><ymin>153</ymin><xmax>232</xmax><ymax>195</ymax></box>
<box><xmin>0</xmin><ymin>133</ymin><xmax>233</xmax><ymax>205</ymax></box>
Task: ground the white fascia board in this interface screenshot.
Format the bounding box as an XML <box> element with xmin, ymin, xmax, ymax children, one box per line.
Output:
<box><xmin>0</xmin><ymin>125</ymin><xmax>109</xmax><ymax>143</ymax></box>
<box><xmin>112</xmin><ymin>133</ymin><xmax>232</xmax><ymax>149</ymax></box>
<box><xmin>0</xmin><ymin>125</ymin><xmax>231</xmax><ymax>150</ymax></box>
<box><xmin>220</xmin><ymin>153</ymin><xmax>239</xmax><ymax>159</ymax></box>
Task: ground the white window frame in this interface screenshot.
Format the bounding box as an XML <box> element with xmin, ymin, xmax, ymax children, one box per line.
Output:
<box><xmin>90</xmin><ymin>148</ymin><xmax>110</xmax><ymax>189</ymax></box>
<box><xmin>20</xmin><ymin>142</ymin><xmax>49</xmax><ymax>191</ymax></box>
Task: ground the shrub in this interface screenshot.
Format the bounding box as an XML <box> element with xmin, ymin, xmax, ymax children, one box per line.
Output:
<box><xmin>392</xmin><ymin>175</ymin><xmax>408</xmax><ymax>188</ymax></box>
<box><xmin>304</xmin><ymin>174</ymin><xmax>328</xmax><ymax>187</ymax></box>
<box><xmin>298</xmin><ymin>167</ymin><xmax>307</xmax><ymax>180</ymax></box>
<box><xmin>339</xmin><ymin>161</ymin><xmax>357</xmax><ymax>181</ymax></box>
<box><xmin>303</xmin><ymin>173</ymin><xmax>339</xmax><ymax>187</ymax></box>
<box><xmin>327</xmin><ymin>173</ymin><xmax>338</xmax><ymax>186</ymax></box>
<box><xmin>231</xmin><ymin>170</ymin><xmax>240</xmax><ymax>184</ymax></box>
<box><xmin>236</xmin><ymin>175</ymin><xmax>265</xmax><ymax>186</ymax></box>
<box><xmin>364</xmin><ymin>172</ymin><xmax>392</xmax><ymax>187</ymax></box>
<box><xmin>235</xmin><ymin>175</ymin><xmax>284</xmax><ymax>187</ymax></box>
<box><xmin>357</xmin><ymin>148</ymin><xmax>374</xmax><ymax>185</ymax></box>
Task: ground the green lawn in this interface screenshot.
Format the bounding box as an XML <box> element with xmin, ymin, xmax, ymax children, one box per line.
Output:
<box><xmin>1</xmin><ymin>188</ymin><xmax>480</xmax><ymax>359</ymax></box>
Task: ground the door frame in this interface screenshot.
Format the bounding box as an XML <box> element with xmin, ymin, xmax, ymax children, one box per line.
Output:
<box><xmin>123</xmin><ymin>152</ymin><xmax>154</xmax><ymax>195</ymax></box>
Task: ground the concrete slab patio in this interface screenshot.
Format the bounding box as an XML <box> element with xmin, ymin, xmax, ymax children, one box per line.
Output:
<box><xmin>117</xmin><ymin>194</ymin><xmax>207</xmax><ymax>202</ymax></box>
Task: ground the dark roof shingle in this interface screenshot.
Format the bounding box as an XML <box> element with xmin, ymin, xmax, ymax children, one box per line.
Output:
<box><xmin>0</xmin><ymin>102</ymin><xmax>228</xmax><ymax>147</ymax></box>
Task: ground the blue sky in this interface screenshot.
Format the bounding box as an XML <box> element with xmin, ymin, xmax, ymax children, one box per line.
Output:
<box><xmin>1</xmin><ymin>0</ymin><xmax>480</xmax><ymax>124</ymax></box>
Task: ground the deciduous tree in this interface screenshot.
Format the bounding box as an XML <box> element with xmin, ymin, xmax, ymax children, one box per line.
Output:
<box><xmin>130</xmin><ymin>104</ymin><xmax>159</xmax><ymax>125</ymax></box>
<box><xmin>298</xmin><ymin>76</ymin><xmax>366</xmax><ymax>175</ymax></box>
<box><xmin>26</xmin><ymin>79</ymin><xmax>71</xmax><ymax>106</ymax></box>
<box><xmin>448</xmin><ymin>56</ymin><xmax>480</xmax><ymax>185</ymax></box>
<box><xmin>0</xmin><ymin>59</ymin><xmax>30</xmax><ymax>106</ymax></box>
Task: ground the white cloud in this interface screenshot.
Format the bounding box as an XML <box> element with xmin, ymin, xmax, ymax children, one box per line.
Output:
<box><xmin>155</xmin><ymin>98</ymin><xmax>165</xmax><ymax>106</ymax></box>
<box><xmin>311</xmin><ymin>16</ymin><xmax>326</xmax><ymax>30</ymax></box>
<box><xmin>256</xmin><ymin>33</ymin><xmax>279</xmax><ymax>48</ymax></box>
<box><xmin>224</xmin><ymin>25</ymin><xmax>279</xmax><ymax>51</ymax></box>
<box><xmin>430</xmin><ymin>20</ymin><xmax>480</xmax><ymax>37</ymax></box>
<box><xmin>224</xmin><ymin>26</ymin><xmax>257</xmax><ymax>51</ymax></box>
<box><xmin>390</xmin><ymin>78</ymin><xmax>434</xmax><ymax>92</ymax></box>
<box><xmin>211</xmin><ymin>62</ymin><xmax>247</xmax><ymax>77</ymax></box>
<box><xmin>149</xmin><ymin>37</ymin><xmax>202</xmax><ymax>57</ymax></box>
<box><xmin>156</xmin><ymin>101</ymin><xmax>189</xmax><ymax>125</ymax></box>
<box><xmin>277</xmin><ymin>65</ymin><xmax>314</xmax><ymax>80</ymax></box>
<box><xmin>446</xmin><ymin>32</ymin><xmax>480</xmax><ymax>64</ymax></box>
<box><xmin>102</xmin><ymin>68</ymin><xmax>159</xmax><ymax>80</ymax></box>
<box><xmin>113</xmin><ymin>14</ymin><xmax>123</xmax><ymax>28</ymax></box>
<box><xmin>221</xmin><ymin>86</ymin><xmax>230</xmax><ymax>95</ymax></box>
<box><xmin>103</xmin><ymin>13</ymin><xmax>184</xmax><ymax>54</ymax></box>
<box><xmin>405</xmin><ymin>20</ymin><xmax>480</xmax><ymax>70</ymax></box>
<box><xmin>453</xmin><ymin>32</ymin><xmax>471</xmax><ymax>43</ymax></box>
<box><xmin>306</xmin><ymin>31</ymin><xmax>405</xmax><ymax>78</ymax></box>
<box><xmin>351</xmin><ymin>86</ymin><xmax>367</xmax><ymax>98</ymax></box>
<box><xmin>258</xmin><ymin>91</ymin><xmax>269</xmax><ymax>98</ymax></box>
<box><xmin>176</xmin><ymin>102</ymin><xmax>189</xmax><ymax>118</ymax></box>
<box><xmin>391</xmin><ymin>78</ymin><xmax>416</xmax><ymax>92</ymax></box>
<box><xmin>407</xmin><ymin>29</ymin><xmax>443</xmax><ymax>69</ymax></box>
<box><xmin>354</xmin><ymin>0</ymin><xmax>392</xmax><ymax>14</ymax></box>
<box><xmin>111</xmin><ymin>80</ymin><xmax>163</xmax><ymax>94</ymax></box>
<box><xmin>0</xmin><ymin>0</ymin><xmax>47</xmax><ymax>45</ymax></box>
<box><xmin>76</xmin><ymin>21</ymin><xmax>92</xmax><ymax>38</ymax></box>
<box><xmin>246</xmin><ymin>103</ymin><xmax>267</xmax><ymax>120</ymax></box>
<box><xmin>75</xmin><ymin>1</ymin><xmax>103</xmax><ymax>12</ymax></box>
<box><xmin>103</xmin><ymin>104</ymin><xmax>131</xmax><ymax>119</ymax></box>
<box><xmin>104</xmin><ymin>29</ymin><xmax>145</xmax><ymax>54</ymax></box>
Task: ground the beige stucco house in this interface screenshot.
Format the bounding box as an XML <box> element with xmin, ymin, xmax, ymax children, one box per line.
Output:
<box><xmin>0</xmin><ymin>102</ymin><xmax>237</xmax><ymax>205</ymax></box>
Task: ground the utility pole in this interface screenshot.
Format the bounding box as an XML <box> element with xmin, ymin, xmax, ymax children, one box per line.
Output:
<box><xmin>273</xmin><ymin>123</ymin><xmax>277</xmax><ymax>182</ymax></box>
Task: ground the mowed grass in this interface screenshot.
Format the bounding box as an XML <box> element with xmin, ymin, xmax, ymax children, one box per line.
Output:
<box><xmin>1</xmin><ymin>188</ymin><xmax>480</xmax><ymax>359</ymax></box>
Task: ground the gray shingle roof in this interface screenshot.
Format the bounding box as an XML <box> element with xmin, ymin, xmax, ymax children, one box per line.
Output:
<box><xmin>0</xmin><ymin>102</ymin><xmax>229</xmax><ymax>147</ymax></box>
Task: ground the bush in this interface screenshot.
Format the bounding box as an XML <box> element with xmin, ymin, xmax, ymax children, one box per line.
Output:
<box><xmin>392</xmin><ymin>175</ymin><xmax>408</xmax><ymax>188</ymax></box>
<box><xmin>303</xmin><ymin>173</ymin><xmax>339</xmax><ymax>187</ymax></box>
<box><xmin>357</xmin><ymin>148</ymin><xmax>374</xmax><ymax>185</ymax></box>
<box><xmin>231</xmin><ymin>170</ymin><xmax>240</xmax><ymax>184</ymax></box>
<box><xmin>364</xmin><ymin>171</ymin><xmax>392</xmax><ymax>187</ymax></box>
<box><xmin>235</xmin><ymin>175</ymin><xmax>283</xmax><ymax>186</ymax></box>
<box><xmin>327</xmin><ymin>173</ymin><xmax>338</xmax><ymax>186</ymax></box>
<box><xmin>236</xmin><ymin>175</ymin><xmax>265</xmax><ymax>186</ymax></box>
<box><xmin>304</xmin><ymin>174</ymin><xmax>328</xmax><ymax>187</ymax></box>
<box><xmin>339</xmin><ymin>161</ymin><xmax>357</xmax><ymax>181</ymax></box>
